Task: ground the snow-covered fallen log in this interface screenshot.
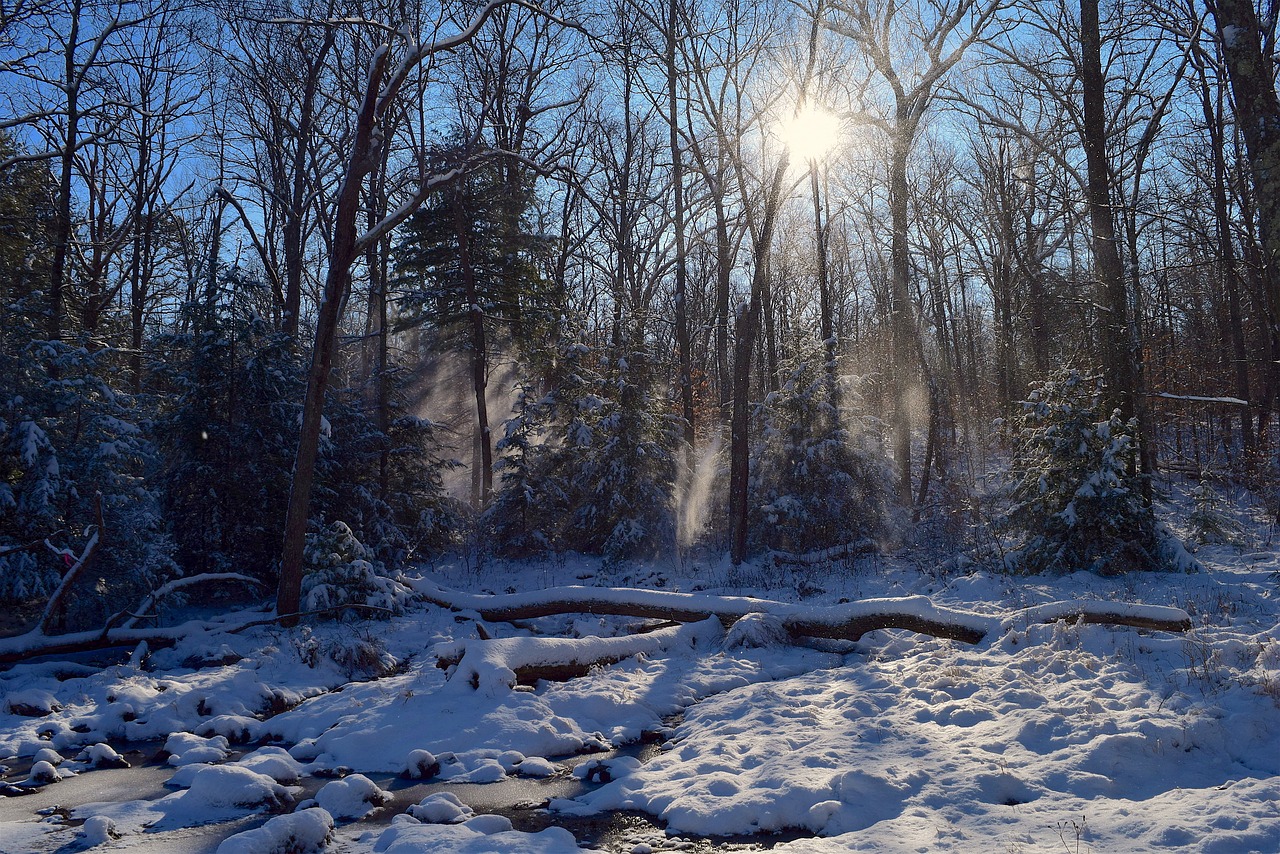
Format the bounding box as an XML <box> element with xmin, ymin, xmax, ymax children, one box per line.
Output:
<box><xmin>436</xmin><ymin>620</ymin><xmax>720</xmax><ymax>692</ymax></box>
<box><xmin>0</xmin><ymin>572</ymin><xmax>268</xmax><ymax>666</ymax></box>
<box><xmin>409</xmin><ymin>578</ymin><xmax>1193</xmax><ymax>668</ymax></box>
<box><xmin>407</xmin><ymin>577</ymin><xmax>772</xmax><ymax>625</ymax></box>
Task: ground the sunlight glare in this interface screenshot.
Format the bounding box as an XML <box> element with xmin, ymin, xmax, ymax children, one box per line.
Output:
<box><xmin>780</xmin><ymin>105</ymin><xmax>840</xmax><ymax>165</ymax></box>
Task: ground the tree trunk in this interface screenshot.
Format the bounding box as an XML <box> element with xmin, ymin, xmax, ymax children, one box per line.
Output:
<box><xmin>277</xmin><ymin>49</ymin><xmax>389</xmax><ymax>625</ymax></box>
<box><xmin>1080</xmin><ymin>0</ymin><xmax>1137</xmax><ymax>425</ymax></box>
<box><xmin>48</xmin><ymin>0</ymin><xmax>84</xmax><ymax>344</ymax></box>
<box><xmin>1210</xmin><ymin>0</ymin><xmax>1280</xmax><ymax>456</ymax></box>
<box><xmin>889</xmin><ymin>138</ymin><xmax>916</xmax><ymax>504</ymax></box>
<box><xmin>282</xmin><ymin>27</ymin><xmax>335</xmax><ymax>340</ymax></box>
<box><xmin>416</xmin><ymin>580</ymin><xmax>1193</xmax><ymax>656</ymax></box>
<box><xmin>456</xmin><ymin>190</ymin><xmax>494</xmax><ymax>510</ymax></box>
<box><xmin>668</xmin><ymin>0</ymin><xmax>695</xmax><ymax>449</ymax></box>
<box><xmin>812</xmin><ymin>168</ymin><xmax>837</xmax><ymax>405</ymax></box>
<box><xmin>714</xmin><ymin>193</ymin><xmax>733</xmax><ymax>413</ymax></box>
<box><xmin>728</xmin><ymin>294</ymin><xmax>760</xmax><ymax>565</ymax></box>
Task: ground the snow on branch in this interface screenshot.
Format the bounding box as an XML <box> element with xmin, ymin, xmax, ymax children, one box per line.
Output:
<box><xmin>1142</xmin><ymin>392</ymin><xmax>1250</xmax><ymax>407</ymax></box>
<box><xmin>120</xmin><ymin>573</ymin><xmax>263</xmax><ymax>630</ymax></box>
<box><xmin>35</xmin><ymin>494</ymin><xmax>104</xmax><ymax>636</ymax></box>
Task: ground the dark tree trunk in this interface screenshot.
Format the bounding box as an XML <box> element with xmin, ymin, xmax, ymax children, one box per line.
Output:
<box><xmin>1210</xmin><ymin>0</ymin><xmax>1280</xmax><ymax>456</ymax></box>
<box><xmin>49</xmin><ymin>0</ymin><xmax>85</xmax><ymax>345</ymax></box>
<box><xmin>812</xmin><ymin>168</ymin><xmax>837</xmax><ymax>404</ymax></box>
<box><xmin>282</xmin><ymin>27</ymin><xmax>335</xmax><ymax>340</ymax></box>
<box><xmin>728</xmin><ymin>162</ymin><xmax>789</xmax><ymax>565</ymax></box>
<box><xmin>277</xmin><ymin>49</ymin><xmax>388</xmax><ymax>625</ymax></box>
<box><xmin>667</xmin><ymin>0</ymin><xmax>695</xmax><ymax>449</ymax></box>
<box><xmin>455</xmin><ymin>190</ymin><xmax>494</xmax><ymax>509</ymax></box>
<box><xmin>1080</xmin><ymin>0</ymin><xmax>1137</xmax><ymax>426</ymax></box>
<box><xmin>889</xmin><ymin>138</ymin><xmax>916</xmax><ymax>504</ymax></box>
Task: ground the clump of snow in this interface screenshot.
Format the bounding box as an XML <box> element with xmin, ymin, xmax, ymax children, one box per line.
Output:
<box><xmin>165</xmin><ymin>731</ymin><xmax>230</xmax><ymax>766</ymax></box>
<box><xmin>724</xmin><ymin>612</ymin><xmax>789</xmax><ymax>648</ymax></box>
<box><xmin>463</xmin><ymin>814</ymin><xmax>514</xmax><ymax>834</ymax></box>
<box><xmin>304</xmin><ymin>773</ymin><xmax>390</xmax><ymax>820</ymax></box>
<box><xmin>28</xmin><ymin>759</ymin><xmax>63</xmax><ymax>784</ymax></box>
<box><xmin>216</xmin><ymin>807</ymin><xmax>333</xmax><ymax>854</ymax></box>
<box><xmin>230</xmin><ymin>746</ymin><xmax>302</xmax><ymax>783</ymax></box>
<box><xmin>373</xmin><ymin>812</ymin><xmax>581</xmax><ymax>852</ymax></box>
<box><xmin>401</xmin><ymin>748</ymin><xmax>439</xmax><ymax>779</ymax></box>
<box><xmin>576</xmin><ymin>755</ymin><xmax>642</xmax><ymax>784</ymax></box>
<box><xmin>5</xmin><ymin>688</ymin><xmax>60</xmax><ymax>717</ymax></box>
<box><xmin>449</xmin><ymin>757</ymin><xmax>507</xmax><ymax>783</ymax></box>
<box><xmin>77</xmin><ymin>814</ymin><xmax>118</xmax><ymax>845</ymax></box>
<box><xmin>407</xmin><ymin>791</ymin><xmax>474</xmax><ymax>823</ymax></box>
<box><xmin>196</xmin><ymin>714</ymin><xmax>262</xmax><ymax>744</ymax></box>
<box><xmin>75</xmin><ymin>742</ymin><xmax>129</xmax><ymax>768</ymax></box>
<box><xmin>181</xmin><ymin>764</ymin><xmax>293</xmax><ymax>811</ymax></box>
<box><xmin>32</xmin><ymin>746</ymin><xmax>63</xmax><ymax>766</ymax></box>
<box><xmin>516</xmin><ymin>756</ymin><xmax>559</xmax><ymax>777</ymax></box>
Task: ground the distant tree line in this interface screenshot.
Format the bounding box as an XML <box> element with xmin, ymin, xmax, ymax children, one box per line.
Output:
<box><xmin>1</xmin><ymin>0</ymin><xmax>1276</xmax><ymax>625</ymax></box>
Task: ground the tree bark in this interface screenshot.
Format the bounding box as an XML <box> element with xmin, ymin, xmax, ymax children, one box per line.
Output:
<box><xmin>277</xmin><ymin>49</ymin><xmax>390</xmax><ymax>625</ymax></box>
<box><xmin>416</xmin><ymin>580</ymin><xmax>1193</xmax><ymax>664</ymax></box>
<box><xmin>1209</xmin><ymin>0</ymin><xmax>1280</xmax><ymax>457</ymax></box>
<box><xmin>667</xmin><ymin>0</ymin><xmax>695</xmax><ymax>449</ymax></box>
<box><xmin>455</xmin><ymin>188</ymin><xmax>494</xmax><ymax>509</ymax></box>
<box><xmin>1080</xmin><ymin>0</ymin><xmax>1137</xmax><ymax>429</ymax></box>
<box><xmin>889</xmin><ymin>138</ymin><xmax>917</xmax><ymax>504</ymax></box>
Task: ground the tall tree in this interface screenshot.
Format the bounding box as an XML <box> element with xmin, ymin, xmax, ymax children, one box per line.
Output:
<box><xmin>828</xmin><ymin>0</ymin><xmax>1007</xmax><ymax>504</ymax></box>
<box><xmin>277</xmin><ymin>0</ymin><xmax>564</xmax><ymax>623</ymax></box>
<box><xmin>1208</xmin><ymin>0</ymin><xmax>1280</xmax><ymax>455</ymax></box>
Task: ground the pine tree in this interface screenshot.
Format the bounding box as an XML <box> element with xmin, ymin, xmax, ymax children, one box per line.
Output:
<box><xmin>1005</xmin><ymin>371</ymin><xmax>1161</xmax><ymax>575</ymax></box>
<box><xmin>749</xmin><ymin>354</ymin><xmax>895</xmax><ymax>556</ymax></box>
<box><xmin>483</xmin><ymin>341</ymin><xmax>678</xmax><ymax>563</ymax></box>
<box><xmin>151</xmin><ymin>271</ymin><xmax>301</xmax><ymax>582</ymax></box>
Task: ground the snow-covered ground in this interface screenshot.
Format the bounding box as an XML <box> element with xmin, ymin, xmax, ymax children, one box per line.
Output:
<box><xmin>2</xmin><ymin>491</ymin><xmax>1278</xmax><ymax>852</ymax></box>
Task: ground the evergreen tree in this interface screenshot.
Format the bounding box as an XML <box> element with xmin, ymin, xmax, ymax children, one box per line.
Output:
<box><xmin>483</xmin><ymin>380</ymin><xmax>564</xmax><ymax>558</ymax></box>
<box><xmin>1004</xmin><ymin>371</ymin><xmax>1165</xmax><ymax>575</ymax></box>
<box><xmin>483</xmin><ymin>341</ymin><xmax>678</xmax><ymax>563</ymax></box>
<box><xmin>0</xmin><ymin>140</ymin><xmax>173</xmax><ymax>621</ymax></box>
<box><xmin>151</xmin><ymin>271</ymin><xmax>301</xmax><ymax>582</ymax></box>
<box><xmin>395</xmin><ymin>152</ymin><xmax>553</xmax><ymax>344</ymax></box>
<box><xmin>570</xmin><ymin>349</ymin><xmax>679</xmax><ymax>564</ymax></box>
<box><xmin>320</xmin><ymin>371</ymin><xmax>465</xmax><ymax>565</ymax></box>
<box><xmin>749</xmin><ymin>354</ymin><xmax>896</xmax><ymax>556</ymax></box>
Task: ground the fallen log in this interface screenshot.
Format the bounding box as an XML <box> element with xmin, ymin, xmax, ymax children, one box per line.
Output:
<box><xmin>408</xmin><ymin>578</ymin><xmax>1192</xmax><ymax>656</ymax></box>
<box><xmin>435</xmin><ymin>622</ymin><xmax>713</xmax><ymax>691</ymax></box>
<box><xmin>768</xmin><ymin>540</ymin><xmax>879</xmax><ymax>567</ymax></box>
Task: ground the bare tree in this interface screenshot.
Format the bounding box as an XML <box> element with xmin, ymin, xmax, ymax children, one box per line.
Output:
<box><xmin>1207</xmin><ymin>0</ymin><xmax>1280</xmax><ymax>458</ymax></box>
<box><xmin>827</xmin><ymin>0</ymin><xmax>1008</xmax><ymax>505</ymax></box>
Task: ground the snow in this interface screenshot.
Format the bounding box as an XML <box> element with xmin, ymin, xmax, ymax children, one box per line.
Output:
<box><xmin>407</xmin><ymin>792</ymin><xmax>475</xmax><ymax>823</ymax></box>
<box><xmin>305</xmin><ymin>773</ymin><xmax>391</xmax><ymax>819</ymax></box>
<box><xmin>78</xmin><ymin>814</ymin><xmax>118</xmax><ymax>845</ymax></box>
<box><xmin>371</xmin><ymin>813</ymin><xmax>581</xmax><ymax>852</ymax></box>
<box><xmin>74</xmin><ymin>742</ymin><xmax>129</xmax><ymax>768</ymax></box>
<box><xmin>165</xmin><ymin>731</ymin><xmax>230</xmax><ymax>765</ymax></box>
<box><xmin>178</xmin><ymin>764</ymin><xmax>294</xmax><ymax>810</ymax></box>
<box><xmin>2</xmin><ymin>506</ymin><xmax>1279</xmax><ymax>852</ymax></box>
<box><xmin>216</xmin><ymin>807</ymin><xmax>333</xmax><ymax>854</ymax></box>
<box><xmin>27</xmin><ymin>759</ymin><xmax>62</xmax><ymax>784</ymax></box>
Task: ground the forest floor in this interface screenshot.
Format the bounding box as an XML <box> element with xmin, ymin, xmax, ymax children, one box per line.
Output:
<box><xmin>1</xmin><ymin>476</ymin><xmax>1278</xmax><ymax>853</ymax></box>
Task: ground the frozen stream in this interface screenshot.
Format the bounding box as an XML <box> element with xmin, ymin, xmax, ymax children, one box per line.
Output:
<box><xmin>0</xmin><ymin>738</ymin><xmax>800</xmax><ymax>852</ymax></box>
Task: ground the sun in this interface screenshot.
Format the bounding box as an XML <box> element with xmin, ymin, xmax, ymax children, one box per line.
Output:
<box><xmin>779</xmin><ymin>105</ymin><xmax>840</xmax><ymax>165</ymax></box>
